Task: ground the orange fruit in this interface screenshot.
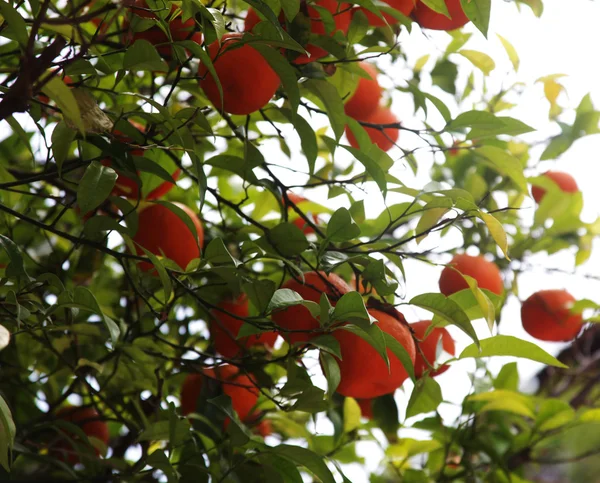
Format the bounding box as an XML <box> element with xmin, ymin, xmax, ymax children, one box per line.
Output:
<box><xmin>411</xmin><ymin>320</ymin><xmax>455</xmax><ymax>378</ymax></box>
<box><xmin>344</xmin><ymin>62</ymin><xmax>382</xmax><ymax>121</ymax></box>
<box><xmin>531</xmin><ymin>170</ymin><xmax>579</xmax><ymax>203</ymax></box>
<box><xmin>412</xmin><ymin>0</ymin><xmax>469</xmax><ymax>31</ymax></box>
<box><xmin>345</xmin><ymin>106</ymin><xmax>400</xmax><ymax>152</ymax></box>
<box><xmin>199</xmin><ymin>33</ymin><xmax>280</xmax><ymax>115</ymax></box>
<box><xmin>521</xmin><ymin>290</ymin><xmax>583</xmax><ymax>342</ymax></box>
<box><xmin>210</xmin><ymin>295</ymin><xmax>278</xmax><ymax>358</ymax></box>
<box><xmin>439</xmin><ymin>254</ymin><xmax>503</xmax><ymax>296</ymax></box>
<box><xmin>271</xmin><ymin>271</ymin><xmax>351</xmax><ymax>344</ymax></box>
<box><xmin>132</xmin><ymin>202</ymin><xmax>204</xmax><ymax>272</ymax></box>
<box><xmin>180</xmin><ymin>365</ymin><xmax>259</xmax><ymax>424</ymax></box>
<box><xmin>333</xmin><ymin>309</ymin><xmax>416</xmax><ymax>399</ymax></box>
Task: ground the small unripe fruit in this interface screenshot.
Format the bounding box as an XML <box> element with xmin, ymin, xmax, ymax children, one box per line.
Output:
<box><xmin>411</xmin><ymin>320</ymin><xmax>456</xmax><ymax>378</ymax></box>
<box><xmin>333</xmin><ymin>309</ymin><xmax>416</xmax><ymax>399</ymax></box>
<box><xmin>271</xmin><ymin>271</ymin><xmax>350</xmax><ymax>344</ymax></box>
<box><xmin>531</xmin><ymin>171</ymin><xmax>579</xmax><ymax>204</ymax></box>
<box><xmin>439</xmin><ymin>254</ymin><xmax>503</xmax><ymax>296</ymax></box>
<box><xmin>521</xmin><ymin>290</ymin><xmax>583</xmax><ymax>342</ymax></box>
<box><xmin>412</xmin><ymin>0</ymin><xmax>469</xmax><ymax>31</ymax></box>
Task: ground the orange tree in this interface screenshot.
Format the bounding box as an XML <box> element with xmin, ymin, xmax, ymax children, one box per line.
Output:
<box><xmin>0</xmin><ymin>0</ymin><xmax>600</xmax><ymax>481</ymax></box>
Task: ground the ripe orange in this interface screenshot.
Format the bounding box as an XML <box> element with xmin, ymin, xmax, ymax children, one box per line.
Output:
<box><xmin>439</xmin><ymin>253</ymin><xmax>503</xmax><ymax>296</ymax></box>
<box><xmin>357</xmin><ymin>0</ymin><xmax>415</xmax><ymax>27</ymax></box>
<box><xmin>344</xmin><ymin>62</ymin><xmax>382</xmax><ymax>121</ymax></box>
<box><xmin>345</xmin><ymin>106</ymin><xmax>400</xmax><ymax>152</ymax></box>
<box><xmin>244</xmin><ymin>0</ymin><xmax>352</xmax><ymax>64</ymax></box>
<box><xmin>531</xmin><ymin>170</ymin><xmax>579</xmax><ymax>203</ymax></box>
<box><xmin>412</xmin><ymin>0</ymin><xmax>469</xmax><ymax>31</ymax></box>
<box><xmin>271</xmin><ymin>271</ymin><xmax>351</xmax><ymax>344</ymax></box>
<box><xmin>199</xmin><ymin>33</ymin><xmax>280</xmax><ymax>115</ymax></box>
<box><xmin>180</xmin><ymin>365</ymin><xmax>259</xmax><ymax>424</ymax></box>
<box><xmin>286</xmin><ymin>192</ymin><xmax>319</xmax><ymax>235</ymax></box>
<box><xmin>411</xmin><ymin>320</ymin><xmax>455</xmax><ymax>378</ymax></box>
<box><xmin>123</xmin><ymin>0</ymin><xmax>202</xmax><ymax>59</ymax></box>
<box><xmin>132</xmin><ymin>202</ymin><xmax>204</xmax><ymax>272</ymax></box>
<box><xmin>54</xmin><ymin>406</ymin><xmax>109</xmax><ymax>464</ymax></box>
<box><xmin>333</xmin><ymin>309</ymin><xmax>416</xmax><ymax>399</ymax></box>
<box><xmin>210</xmin><ymin>295</ymin><xmax>278</xmax><ymax>358</ymax></box>
<box><xmin>521</xmin><ymin>290</ymin><xmax>583</xmax><ymax>342</ymax></box>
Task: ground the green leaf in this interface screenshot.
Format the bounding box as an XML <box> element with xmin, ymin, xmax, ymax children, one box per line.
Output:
<box><xmin>136</xmin><ymin>245</ymin><xmax>173</xmax><ymax>304</ymax></box>
<box><xmin>0</xmin><ymin>1</ymin><xmax>28</xmax><ymax>47</ymax></box>
<box><xmin>123</xmin><ymin>39</ymin><xmax>169</xmax><ymax>72</ymax></box>
<box><xmin>383</xmin><ymin>332</ymin><xmax>416</xmax><ymax>381</ymax></box>
<box><xmin>458</xmin><ymin>49</ymin><xmax>495</xmax><ymax>75</ymax></box>
<box><xmin>341</xmin><ymin>142</ymin><xmax>390</xmax><ymax>196</ymax></box>
<box><xmin>267</xmin><ymin>289</ymin><xmax>320</xmax><ymax>318</ymax></box>
<box><xmin>460</xmin><ymin>0</ymin><xmax>490</xmax><ymax>37</ymax></box>
<box><xmin>138</xmin><ymin>419</ymin><xmax>192</xmax><ymax>446</ymax></box>
<box><xmin>420</xmin><ymin>0</ymin><xmax>449</xmax><ymax>16</ymax></box>
<box><xmin>203</xmin><ymin>238</ymin><xmax>238</xmax><ymax>266</ymax></box>
<box><xmin>478</xmin><ymin>211</ymin><xmax>510</xmax><ymax>259</ymax></box>
<box><xmin>406</xmin><ymin>377</ymin><xmax>443</xmax><ymax>419</ymax></box>
<box><xmin>280</xmin><ymin>108</ymin><xmax>318</xmax><ymax>174</ymax></box>
<box><xmin>208</xmin><ymin>394</ymin><xmax>252</xmax><ymax>446</ymax></box>
<box><xmin>330</xmin><ymin>292</ymin><xmax>373</xmax><ymax>324</ymax></box>
<box><xmin>343</xmin><ymin>397</ymin><xmax>361</xmax><ymax>433</ymax></box>
<box><xmin>0</xmin><ymin>235</ymin><xmax>30</xmax><ymax>280</ymax></box>
<box><xmin>310</xmin><ymin>334</ymin><xmax>342</xmax><ymax>358</ymax></box>
<box><xmin>459</xmin><ymin>335</ymin><xmax>568</xmax><ymax>368</ymax></box>
<box><xmin>410</xmin><ymin>293</ymin><xmax>479</xmax><ymax>346</ymax></box>
<box><xmin>252</xmin><ymin>43</ymin><xmax>299</xmax><ymax>115</ymax></box>
<box><xmin>77</xmin><ymin>161</ymin><xmax>117</xmax><ymax>215</ymax></box>
<box><xmin>320</xmin><ymin>351</ymin><xmax>340</xmax><ymax>396</ymax></box>
<box><xmin>51</xmin><ymin>122</ymin><xmax>76</xmax><ymax>174</ymax></box>
<box><xmin>267</xmin><ymin>223</ymin><xmax>309</xmax><ymax>257</ymax></box>
<box><xmin>326</xmin><ymin>207</ymin><xmax>361</xmax><ymax>242</ymax></box>
<box><xmin>41</xmin><ymin>76</ymin><xmax>84</xmax><ymax>133</ymax></box>
<box><xmin>473</xmin><ymin>146</ymin><xmax>528</xmax><ymax>193</ymax></box>
<box><xmin>468</xmin><ymin>390</ymin><xmax>535</xmax><ymax>418</ymax></box>
<box><xmin>494</xmin><ymin>362</ymin><xmax>519</xmax><ymax>391</ymax></box>
<box><xmin>73</xmin><ymin>286</ymin><xmax>121</xmax><ymax>345</ymax></box>
<box><xmin>242</xmin><ymin>279</ymin><xmax>276</xmax><ymax>314</ymax></box>
<box><xmin>497</xmin><ymin>34</ymin><xmax>520</xmax><ymax>71</ymax></box>
<box><xmin>304</xmin><ymin>80</ymin><xmax>345</xmax><ymax>141</ymax></box>
<box><xmin>271</xmin><ymin>445</ymin><xmax>336</xmax><ymax>483</ymax></box>
<box><xmin>0</xmin><ymin>395</ymin><xmax>15</xmax><ymax>471</ymax></box>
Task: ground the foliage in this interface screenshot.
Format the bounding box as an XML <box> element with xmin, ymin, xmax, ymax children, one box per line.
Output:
<box><xmin>0</xmin><ymin>0</ymin><xmax>599</xmax><ymax>481</ymax></box>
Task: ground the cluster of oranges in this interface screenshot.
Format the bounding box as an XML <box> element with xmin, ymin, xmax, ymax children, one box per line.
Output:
<box><xmin>68</xmin><ymin>0</ymin><xmax>475</xmax><ymax>152</ymax></box>
<box><xmin>45</xmin><ymin>0</ymin><xmax>587</xmax><ymax>462</ymax></box>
